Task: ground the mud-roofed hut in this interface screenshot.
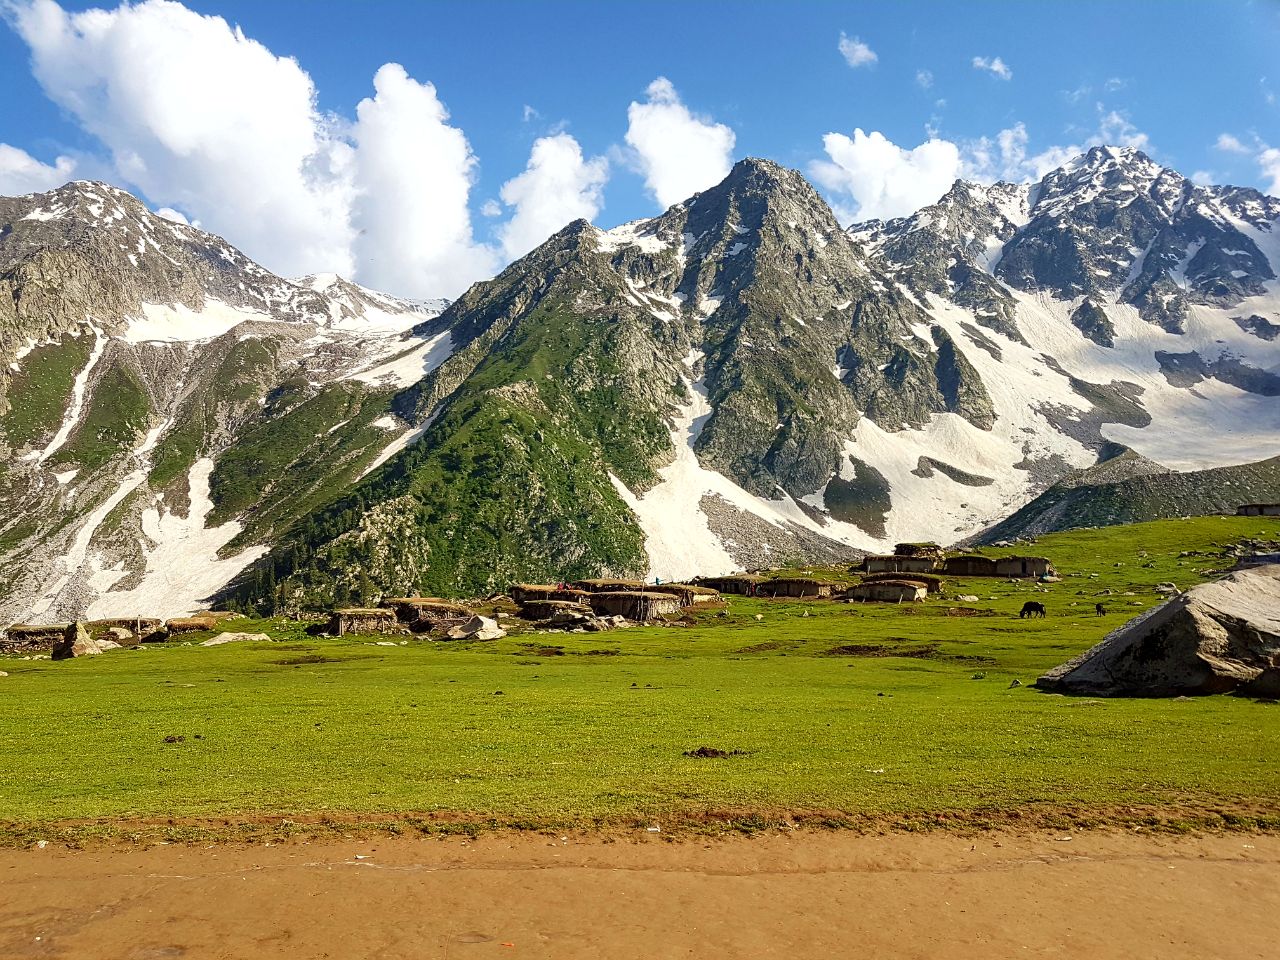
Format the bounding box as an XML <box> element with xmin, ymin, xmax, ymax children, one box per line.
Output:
<box><xmin>647</xmin><ymin>583</ymin><xmax>721</xmax><ymax>607</ymax></box>
<box><xmin>847</xmin><ymin>580</ymin><xmax>928</xmax><ymax>603</ymax></box>
<box><xmin>863</xmin><ymin>555</ymin><xmax>941</xmax><ymax>575</ymax></box>
<box><xmin>994</xmin><ymin>556</ymin><xmax>1055</xmax><ymax>579</ymax></box>
<box><xmin>943</xmin><ymin>555</ymin><xmax>999</xmax><ymax>577</ymax></box>
<box><xmin>1</xmin><ymin>623</ymin><xmax>68</xmax><ymax>653</ymax></box>
<box><xmin>518</xmin><ymin>599</ymin><xmax>594</xmax><ymax>621</ymax></box>
<box><xmin>1237</xmin><ymin>503</ymin><xmax>1280</xmax><ymax>517</ymax></box>
<box><xmin>893</xmin><ymin>542</ymin><xmax>944</xmax><ymax>559</ymax></box>
<box><xmin>327</xmin><ymin>607</ymin><xmax>401</xmax><ymax>637</ymax></box>
<box><xmin>509</xmin><ymin>584</ymin><xmax>593</xmax><ymax>605</ymax></box>
<box><xmin>858</xmin><ymin>572</ymin><xmax>945</xmax><ymax>594</ymax></box>
<box><xmin>572</xmin><ymin>578</ymin><xmax>649</xmax><ymax>593</ymax></box>
<box><xmin>696</xmin><ymin>574</ymin><xmax>765</xmax><ymax>596</ymax></box>
<box><xmin>381</xmin><ymin>597</ymin><xmax>476</xmax><ymax>632</ymax></box>
<box><xmin>587</xmin><ymin>591</ymin><xmax>682</xmax><ymax>622</ymax></box>
<box><xmin>757</xmin><ymin>577</ymin><xmax>840</xmax><ymax>599</ymax></box>
<box><xmin>165</xmin><ymin>616</ymin><xmax>219</xmax><ymax>635</ymax></box>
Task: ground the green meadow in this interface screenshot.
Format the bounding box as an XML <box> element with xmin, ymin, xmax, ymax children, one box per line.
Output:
<box><xmin>2</xmin><ymin>516</ymin><xmax>1279</xmax><ymax>841</ymax></box>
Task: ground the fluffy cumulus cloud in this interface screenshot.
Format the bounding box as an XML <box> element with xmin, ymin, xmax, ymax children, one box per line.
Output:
<box><xmin>0</xmin><ymin>142</ymin><xmax>76</xmax><ymax>194</ymax></box>
<box><xmin>0</xmin><ymin>0</ymin><xmax>511</xmax><ymax>298</ymax></box>
<box><xmin>1216</xmin><ymin>133</ymin><xmax>1250</xmax><ymax>154</ymax></box>
<box><xmin>624</xmin><ymin>77</ymin><xmax>735</xmax><ymax>208</ymax></box>
<box><xmin>1259</xmin><ymin>147</ymin><xmax>1280</xmax><ymax>194</ymax></box>
<box><xmin>8</xmin><ymin>0</ymin><xmax>359</xmax><ymax>278</ymax></box>
<box><xmin>349</xmin><ymin>63</ymin><xmax>498</xmax><ymax>296</ymax></box>
<box><xmin>810</xmin><ymin>129</ymin><xmax>962</xmax><ymax>223</ymax></box>
<box><xmin>972</xmin><ymin>55</ymin><xmax>1012</xmax><ymax>80</ymax></box>
<box><xmin>837</xmin><ymin>32</ymin><xmax>877</xmax><ymax>68</ymax></box>
<box><xmin>497</xmin><ymin>133</ymin><xmax>608</xmax><ymax>259</ymax></box>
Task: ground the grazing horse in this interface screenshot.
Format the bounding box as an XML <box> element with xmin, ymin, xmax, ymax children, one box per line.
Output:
<box><xmin>1095</xmin><ymin>602</ymin><xmax>1106</xmax><ymax>617</ymax></box>
<box><xmin>1019</xmin><ymin>601</ymin><xmax>1046</xmax><ymax>619</ymax></box>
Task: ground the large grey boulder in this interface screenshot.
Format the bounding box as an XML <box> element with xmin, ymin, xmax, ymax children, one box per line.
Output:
<box><xmin>1038</xmin><ymin>564</ymin><xmax>1280</xmax><ymax>696</ymax></box>
<box><xmin>52</xmin><ymin>622</ymin><xmax>119</xmax><ymax>660</ymax></box>
<box><xmin>445</xmin><ymin>615</ymin><xmax>506</xmax><ymax>641</ymax></box>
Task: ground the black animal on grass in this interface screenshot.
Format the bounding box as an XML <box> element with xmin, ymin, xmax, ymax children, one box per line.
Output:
<box><xmin>1019</xmin><ymin>601</ymin><xmax>1046</xmax><ymax>619</ymax></box>
<box><xmin>1095</xmin><ymin>602</ymin><xmax>1106</xmax><ymax>617</ymax></box>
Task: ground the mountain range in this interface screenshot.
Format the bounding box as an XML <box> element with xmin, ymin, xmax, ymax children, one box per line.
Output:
<box><xmin>2</xmin><ymin>145</ymin><xmax>1278</xmax><ymax>621</ymax></box>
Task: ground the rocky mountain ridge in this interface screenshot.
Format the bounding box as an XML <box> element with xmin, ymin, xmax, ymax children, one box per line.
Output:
<box><xmin>2</xmin><ymin>147</ymin><xmax>1278</xmax><ymax>621</ymax></box>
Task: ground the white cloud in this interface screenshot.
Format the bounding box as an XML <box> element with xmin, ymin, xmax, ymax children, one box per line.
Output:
<box><xmin>915</xmin><ymin>69</ymin><xmax>933</xmax><ymax>90</ymax></box>
<box><xmin>1190</xmin><ymin>170</ymin><xmax>1216</xmax><ymax>186</ymax></box>
<box><xmin>4</xmin><ymin>0</ymin><xmax>504</xmax><ymax>299</ymax></box>
<box><xmin>0</xmin><ymin>142</ymin><xmax>76</xmax><ymax>194</ymax></box>
<box><xmin>1260</xmin><ymin>147</ymin><xmax>1280</xmax><ymax>195</ymax></box>
<box><xmin>624</xmin><ymin>77</ymin><xmax>735</xmax><ymax>208</ymax></box>
<box><xmin>349</xmin><ymin>63</ymin><xmax>498</xmax><ymax>297</ymax></box>
<box><xmin>8</xmin><ymin>0</ymin><xmax>359</xmax><ymax>278</ymax></box>
<box><xmin>838</xmin><ymin>33</ymin><xmax>877</xmax><ymax>68</ymax></box>
<box><xmin>154</xmin><ymin>206</ymin><xmax>192</xmax><ymax>225</ymax></box>
<box><xmin>1215</xmin><ymin>133</ymin><xmax>1250</xmax><ymax>154</ymax></box>
<box><xmin>810</xmin><ymin>129</ymin><xmax>962</xmax><ymax>223</ymax></box>
<box><xmin>522</xmin><ymin>104</ymin><xmax>539</xmax><ymax>122</ymax></box>
<box><xmin>480</xmin><ymin>198</ymin><xmax>502</xmax><ymax>218</ymax></box>
<box><xmin>972</xmin><ymin>55</ymin><xmax>1012</xmax><ymax>81</ymax></box>
<box><xmin>497</xmin><ymin>133</ymin><xmax>608</xmax><ymax>259</ymax></box>
<box><xmin>1096</xmin><ymin>110</ymin><xmax>1149</xmax><ymax>151</ymax></box>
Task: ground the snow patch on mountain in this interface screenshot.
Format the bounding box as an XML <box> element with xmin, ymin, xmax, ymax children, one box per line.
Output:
<box><xmin>346</xmin><ymin>330</ymin><xmax>454</xmax><ymax>388</ymax></box>
<box><xmin>86</xmin><ymin>458</ymin><xmax>267</xmax><ymax>620</ymax></box>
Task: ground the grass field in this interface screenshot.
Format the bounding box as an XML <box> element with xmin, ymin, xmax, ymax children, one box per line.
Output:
<box><xmin>3</xmin><ymin>516</ymin><xmax>1279</xmax><ymax>842</ymax></box>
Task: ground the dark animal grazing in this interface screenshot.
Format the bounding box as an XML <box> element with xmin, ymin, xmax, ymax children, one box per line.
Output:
<box><xmin>1095</xmin><ymin>602</ymin><xmax>1106</xmax><ymax>617</ymax></box>
<box><xmin>1019</xmin><ymin>601</ymin><xmax>1046</xmax><ymax>619</ymax></box>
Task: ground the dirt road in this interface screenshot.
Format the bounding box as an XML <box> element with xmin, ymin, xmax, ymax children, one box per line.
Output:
<box><xmin>2</xmin><ymin>829</ymin><xmax>1277</xmax><ymax>959</ymax></box>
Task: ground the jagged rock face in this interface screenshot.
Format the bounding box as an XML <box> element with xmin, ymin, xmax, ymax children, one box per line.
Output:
<box><xmin>4</xmin><ymin>147</ymin><xmax>1280</xmax><ymax>619</ymax></box>
<box><xmin>0</xmin><ymin>181</ymin><xmax>445</xmax><ymax>625</ymax></box>
<box><xmin>0</xmin><ymin>182</ymin><xmax>339</xmax><ymax>370</ymax></box>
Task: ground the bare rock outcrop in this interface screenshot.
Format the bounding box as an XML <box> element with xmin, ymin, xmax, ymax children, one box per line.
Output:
<box><xmin>52</xmin><ymin>622</ymin><xmax>120</xmax><ymax>660</ymax></box>
<box><xmin>1037</xmin><ymin>564</ymin><xmax>1280</xmax><ymax>696</ymax></box>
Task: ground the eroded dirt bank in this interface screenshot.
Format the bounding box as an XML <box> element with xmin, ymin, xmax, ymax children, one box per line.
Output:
<box><xmin>2</xmin><ymin>830</ymin><xmax>1278</xmax><ymax>959</ymax></box>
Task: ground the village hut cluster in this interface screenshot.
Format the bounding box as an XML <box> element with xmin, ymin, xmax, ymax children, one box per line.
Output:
<box><xmin>2</xmin><ymin>541</ymin><xmax>1064</xmax><ymax>655</ymax></box>
<box><xmin>506</xmin><ymin>578</ymin><xmax>721</xmax><ymax>631</ymax></box>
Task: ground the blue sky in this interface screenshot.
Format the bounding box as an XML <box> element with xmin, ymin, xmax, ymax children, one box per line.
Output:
<box><xmin>1</xmin><ymin>0</ymin><xmax>1278</xmax><ymax>297</ymax></box>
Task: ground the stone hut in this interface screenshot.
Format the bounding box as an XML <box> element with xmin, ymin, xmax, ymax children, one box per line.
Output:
<box><xmin>994</xmin><ymin>556</ymin><xmax>1055</xmax><ymax>579</ymax></box>
<box><xmin>647</xmin><ymin>583</ymin><xmax>721</xmax><ymax>607</ymax></box>
<box><xmin>757</xmin><ymin>577</ymin><xmax>839</xmax><ymax>599</ymax></box>
<box><xmin>1237</xmin><ymin>503</ymin><xmax>1280</xmax><ymax>517</ymax></box>
<box><xmin>572</xmin><ymin>578</ymin><xmax>649</xmax><ymax>593</ymax></box>
<box><xmin>858</xmin><ymin>572</ymin><xmax>945</xmax><ymax>594</ymax></box>
<box><xmin>894</xmin><ymin>542</ymin><xmax>944</xmax><ymax>559</ymax></box>
<box><xmin>847</xmin><ymin>580</ymin><xmax>928</xmax><ymax>603</ymax></box>
<box><xmin>165</xmin><ymin>616</ymin><xmax>219</xmax><ymax>634</ymax></box>
<box><xmin>519</xmin><ymin>599</ymin><xmax>594</xmax><ymax>621</ymax></box>
<box><xmin>509</xmin><ymin>584</ymin><xmax>592</xmax><ymax>605</ymax></box>
<box><xmin>942</xmin><ymin>555</ymin><xmax>999</xmax><ymax>577</ymax></box>
<box><xmin>864</xmin><ymin>555</ymin><xmax>941</xmax><ymax>575</ymax></box>
<box><xmin>327</xmin><ymin>607</ymin><xmax>401</xmax><ymax>637</ymax></box>
<box><xmin>87</xmin><ymin>618</ymin><xmax>164</xmax><ymax>644</ymax></box>
<box><xmin>381</xmin><ymin>597</ymin><xmax>475</xmax><ymax>632</ymax></box>
<box><xmin>586</xmin><ymin>591</ymin><xmax>682</xmax><ymax>622</ymax></box>
<box><xmin>696</xmin><ymin>574</ymin><xmax>765</xmax><ymax>596</ymax></box>
<box><xmin>1</xmin><ymin>623</ymin><xmax>68</xmax><ymax>654</ymax></box>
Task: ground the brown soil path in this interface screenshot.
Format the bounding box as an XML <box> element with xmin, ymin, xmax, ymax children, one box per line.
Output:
<box><xmin>1</xmin><ymin>830</ymin><xmax>1277</xmax><ymax>959</ymax></box>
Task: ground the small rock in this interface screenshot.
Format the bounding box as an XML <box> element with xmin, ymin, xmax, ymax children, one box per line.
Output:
<box><xmin>200</xmin><ymin>632</ymin><xmax>271</xmax><ymax>646</ymax></box>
